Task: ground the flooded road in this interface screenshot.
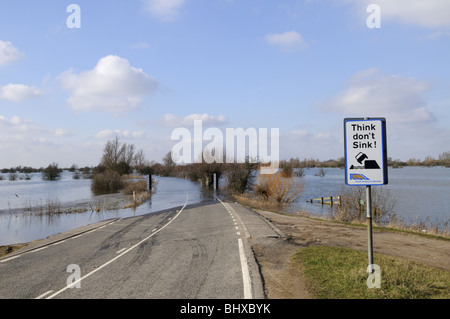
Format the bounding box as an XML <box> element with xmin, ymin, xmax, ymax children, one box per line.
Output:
<box><xmin>0</xmin><ymin>175</ymin><xmax>216</xmax><ymax>245</ymax></box>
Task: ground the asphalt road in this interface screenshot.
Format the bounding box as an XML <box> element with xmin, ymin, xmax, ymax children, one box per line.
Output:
<box><xmin>0</xmin><ymin>197</ymin><xmax>267</xmax><ymax>299</ymax></box>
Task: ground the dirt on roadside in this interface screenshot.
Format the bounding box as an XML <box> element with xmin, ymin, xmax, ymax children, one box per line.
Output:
<box><xmin>0</xmin><ymin>243</ymin><xmax>27</xmax><ymax>258</ymax></box>
<box><xmin>249</xmin><ymin>209</ymin><xmax>450</xmax><ymax>299</ymax></box>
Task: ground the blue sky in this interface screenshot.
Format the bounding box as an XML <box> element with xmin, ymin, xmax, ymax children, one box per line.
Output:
<box><xmin>0</xmin><ymin>0</ymin><xmax>449</xmax><ymax>168</ymax></box>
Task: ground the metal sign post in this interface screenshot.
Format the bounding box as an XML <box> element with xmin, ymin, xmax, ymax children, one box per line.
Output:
<box><xmin>366</xmin><ymin>185</ymin><xmax>374</xmax><ymax>272</ymax></box>
<box><xmin>344</xmin><ymin>117</ymin><xmax>388</xmax><ymax>275</ymax></box>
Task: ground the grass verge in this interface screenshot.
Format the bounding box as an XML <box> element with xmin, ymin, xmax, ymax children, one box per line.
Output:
<box><xmin>293</xmin><ymin>246</ymin><xmax>450</xmax><ymax>299</ymax></box>
<box><xmin>0</xmin><ymin>244</ymin><xmax>27</xmax><ymax>258</ymax></box>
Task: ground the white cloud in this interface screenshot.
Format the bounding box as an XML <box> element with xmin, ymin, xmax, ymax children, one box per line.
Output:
<box><xmin>160</xmin><ymin>113</ymin><xmax>229</xmax><ymax>127</ymax></box>
<box><xmin>0</xmin><ymin>41</ymin><xmax>24</xmax><ymax>66</ymax></box>
<box><xmin>346</xmin><ymin>0</ymin><xmax>450</xmax><ymax>28</ymax></box>
<box><xmin>313</xmin><ymin>68</ymin><xmax>450</xmax><ymax>160</ymax></box>
<box><xmin>265</xmin><ymin>31</ymin><xmax>307</xmax><ymax>52</ymax></box>
<box><xmin>143</xmin><ymin>0</ymin><xmax>185</xmax><ymax>21</ymax></box>
<box><xmin>54</xmin><ymin>128</ymin><xmax>70</xmax><ymax>137</ymax></box>
<box><xmin>315</xmin><ymin>68</ymin><xmax>435</xmax><ymax>125</ymax></box>
<box><xmin>0</xmin><ymin>115</ymin><xmax>45</xmax><ymax>135</ymax></box>
<box><xmin>59</xmin><ymin>55</ymin><xmax>158</xmax><ymax>114</ymax></box>
<box><xmin>0</xmin><ymin>84</ymin><xmax>43</xmax><ymax>102</ymax></box>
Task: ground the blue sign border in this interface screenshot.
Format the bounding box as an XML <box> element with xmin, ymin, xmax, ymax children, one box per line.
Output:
<box><xmin>344</xmin><ymin>118</ymin><xmax>388</xmax><ymax>186</ymax></box>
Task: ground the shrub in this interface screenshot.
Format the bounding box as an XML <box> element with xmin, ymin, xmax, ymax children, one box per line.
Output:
<box><xmin>225</xmin><ymin>162</ymin><xmax>259</xmax><ymax>194</ymax></box>
<box><xmin>185</xmin><ymin>152</ymin><xmax>225</xmax><ymax>186</ymax></box>
<box><xmin>42</xmin><ymin>163</ymin><xmax>62</xmax><ymax>181</ymax></box>
<box><xmin>91</xmin><ymin>171</ymin><xmax>124</xmax><ymax>195</ymax></box>
<box><xmin>123</xmin><ymin>180</ymin><xmax>148</xmax><ymax>195</ymax></box>
<box><xmin>254</xmin><ymin>172</ymin><xmax>304</xmax><ymax>203</ymax></box>
<box><xmin>334</xmin><ymin>186</ymin><xmax>395</xmax><ymax>224</ymax></box>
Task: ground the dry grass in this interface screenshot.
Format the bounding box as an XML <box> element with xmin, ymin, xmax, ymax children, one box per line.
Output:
<box><xmin>254</xmin><ymin>172</ymin><xmax>304</xmax><ymax>204</ymax></box>
<box><xmin>334</xmin><ymin>186</ymin><xmax>395</xmax><ymax>224</ymax></box>
<box><xmin>0</xmin><ymin>244</ymin><xmax>27</xmax><ymax>258</ymax></box>
<box><xmin>123</xmin><ymin>180</ymin><xmax>148</xmax><ymax>195</ymax></box>
<box><xmin>232</xmin><ymin>193</ymin><xmax>286</xmax><ymax>211</ymax></box>
<box><xmin>122</xmin><ymin>180</ymin><xmax>152</xmax><ymax>208</ymax></box>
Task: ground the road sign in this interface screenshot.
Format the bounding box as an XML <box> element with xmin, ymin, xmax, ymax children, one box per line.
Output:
<box><xmin>344</xmin><ymin>118</ymin><xmax>388</xmax><ymax>186</ymax></box>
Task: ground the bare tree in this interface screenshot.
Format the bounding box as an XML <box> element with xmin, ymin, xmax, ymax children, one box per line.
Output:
<box><xmin>161</xmin><ymin>151</ymin><xmax>176</xmax><ymax>176</ymax></box>
<box><xmin>133</xmin><ymin>149</ymin><xmax>146</xmax><ymax>169</ymax></box>
<box><xmin>101</xmin><ymin>137</ymin><xmax>123</xmax><ymax>171</ymax></box>
<box><xmin>225</xmin><ymin>160</ymin><xmax>259</xmax><ymax>194</ymax></box>
<box><xmin>101</xmin><ymin>137</ymin><xmax>140</xmax><ymax>175</ymax></box>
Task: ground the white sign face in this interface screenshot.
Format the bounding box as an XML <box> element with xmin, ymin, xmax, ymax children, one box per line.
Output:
<box><xmin>344</xmin><ymin>118</ymin><xmax>388</xmax><ymax>186</ymax></box>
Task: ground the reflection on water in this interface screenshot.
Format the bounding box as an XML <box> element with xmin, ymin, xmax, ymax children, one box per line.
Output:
<box><xmin>0</xmin><ymin>175</ymin><xmax>217</xmax><ymax>245</ymax></box>
<box><xmin>1</xmin><ymin>167</ymin><xmax>449</xmax><ymax>245</ymax></box>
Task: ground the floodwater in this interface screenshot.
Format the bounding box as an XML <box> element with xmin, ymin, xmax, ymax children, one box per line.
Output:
<box><xmin>285</xmin><ymin>166</ymin><xmax>450</xmax><ymax>227</ymax></box>
<box><xmin>0</xmin><ymin>173</ymin><xmax>215</xmax><ymax>245</ymax></box>
<box><xmin>0</xmin><ymin>167</ymin><xmax>449</xmax><ymax>245</ymax></box>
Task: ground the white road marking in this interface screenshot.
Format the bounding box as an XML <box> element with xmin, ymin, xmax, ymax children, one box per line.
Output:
<box><xmin>214</xmin><ymin>195</ymin><xmax>253</xmax><ymax>299</ymax></box>
<box><xmin>116</xmin><ymin>248</ymin><xmax>127</xmax><ymax>254</ymax></box>
<box><xmin>0</xmin><ymin>255</ymin><xmax>20</xmax><ymax>263</ymax></box>
<box><xmin>1</xmin><ymin>219</ymin><xmax>120</xmax><ymax>266</ymax></box>
<box><xmin>50</xmin><ymin>240</ymin><xmax>66</xmax><ymax>246</ymax></box>
<box><xmin>238</xmin><ymin>238</ymin><xmax>252</xmax><ymax>299</ymax></box>
<box><xmin>35</xmin><ymin>290</ymin><xmax>54</xmax><ymax>299</ymax></box>
<box><xmin>45</xmin><ymin>194</ymin><xmax>189</xmax><ymax>299</ymax></box>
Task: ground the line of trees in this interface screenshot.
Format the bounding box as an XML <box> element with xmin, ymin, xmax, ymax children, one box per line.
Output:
<box><xmin>276</xmin><ymin>151</ymin><xmax>450</xmax><ymax>170</ymax></box>
<box><xmin>2</xmin><ymin>150</ymin><xmax>448</xmax><ymax>178</ymax></box>
<box><xmin>154</xmin><ymin>151</ymin><xmax>300</xmax><ymax>202</ymax></box>
<box><xmin>2</xmin><ymin>146</ymin><xmax>448</xmax><ymax>189</ymax></box>
<box><xmin>0</xmin><ymin>163</ymin><xmax>64</xmax><ymax>181</ymax></box>
<box><xmin>389</xmin><ymin>151</ymin><xmax>450</xmax><ymax>168</ymax></box>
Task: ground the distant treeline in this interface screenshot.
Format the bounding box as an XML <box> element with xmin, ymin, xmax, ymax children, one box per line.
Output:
<box><xmin>0</xmin><ymin>165</ymin><xmax>92</xmax><ymax>174</ymax></box>
<box><xmin>278</xmin><ymin>150</ymin><xmax>450</xmax><ymax>169</ymax></box>
<box><xmin>388</xmin><ymin>151</ymin><xmax>450</xmax><ymax>168</ymax></box>
<box><xmin>1</xmin><ymin>150</ymin><xmax>449</xmax><ymax>176</ymax></box>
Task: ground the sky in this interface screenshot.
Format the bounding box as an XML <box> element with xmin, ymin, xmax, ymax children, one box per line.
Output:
<box><xmin>0</xmin><ymin>0</ymin><xmax>449</xmax><ymax>168</ymax></box>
